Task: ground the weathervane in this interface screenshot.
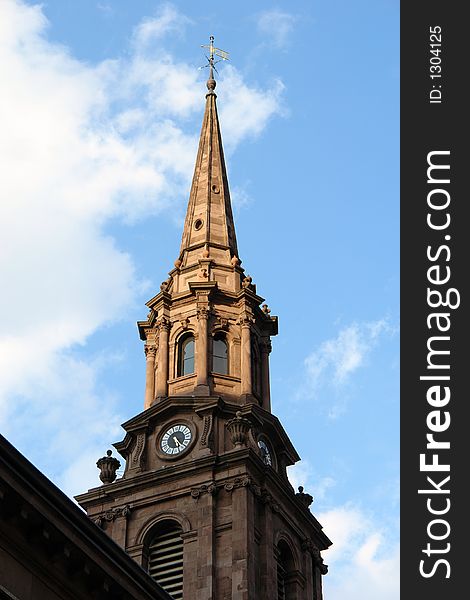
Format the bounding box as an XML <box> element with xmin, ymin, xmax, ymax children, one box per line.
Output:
<box><xmin>200</xmin><ymin>36</ymin><xmax>229</xmax><ymax>87</ymax></box>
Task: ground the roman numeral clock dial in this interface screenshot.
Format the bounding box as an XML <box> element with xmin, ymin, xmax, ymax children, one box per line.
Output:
<box><xmin>160</xmin><ymin>424</ymin><xmax>192</xmax><ymax>456</ymax></box>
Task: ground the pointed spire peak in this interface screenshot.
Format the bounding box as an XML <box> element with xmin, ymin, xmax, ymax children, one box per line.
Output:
<box><xmin>200</xmin><ymin>35</ymin><xmax>229</xmax><ymax>95</ymax></box>
<box><xmin>177</xmin><ymin>37</ymin><xmax>238</xmax><ymax>280</ymax></box>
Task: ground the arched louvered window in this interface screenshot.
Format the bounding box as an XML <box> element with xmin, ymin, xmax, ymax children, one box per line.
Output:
<box><xmin>148</xmin><ymin>522</ymin><xmax>184</xmax><ymax>599</ymax></box>
<box><xmin>276</xmin><ymin>541</ymin><xmax>295</xmax><ymax>600</ymax></box>
<box><xmin>212</xmin><ymin>335</ymin><xmax>228</xmax><ymax>374</ymax></box>
<box><xmin>178</xmin><ymin>335</ymin><xmax>195</xmax><ymax>377</ymax></box>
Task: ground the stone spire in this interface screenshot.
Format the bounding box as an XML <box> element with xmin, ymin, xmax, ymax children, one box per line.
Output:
<box><xmin>178</xmin><ymin>56</ymin><xmax>238</xmax><ymax>269</ymax></box>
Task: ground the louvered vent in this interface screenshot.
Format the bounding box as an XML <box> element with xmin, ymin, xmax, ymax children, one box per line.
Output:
<box><xmin>277</xmin><ymin>555</ymin><xmax>286</xmax><ymax>600</ymax></box>
<box><xmin>148</xmin><ymin>525</ymin><xmax>184</xmax><ymax>599</ymax></box>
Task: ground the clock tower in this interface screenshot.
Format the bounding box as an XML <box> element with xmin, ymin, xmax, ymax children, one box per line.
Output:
<box><xmin>76</xmin><ymin>44</ymin><xmax>331</xmax><ymax>600</ymax></box>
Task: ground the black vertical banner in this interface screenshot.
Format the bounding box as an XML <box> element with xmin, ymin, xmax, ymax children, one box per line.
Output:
<box><xmin>401</xmin><ymin>3</ymin><xmax>467</xmax><ymax>598</ymax></box>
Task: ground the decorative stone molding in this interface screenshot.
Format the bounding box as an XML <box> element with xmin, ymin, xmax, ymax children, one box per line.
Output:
<box><xmin>200</xmin><ymin>414</ymin><xmax>214</xmax><ymax>450</ymax></box>
<box><xmin>238</xmin><ymin>315</ymin><xmax>255</xmax><ymax>328</ymax></box>
<box><xmin>144</xmin><ymin>345</ymin><xmax>157</xmax><ymax>359</ymax></box>
<box><xmin>226</xmin><ymin>411</ymin><xmax>252</xmax><ymax>447</ymax></box>
<box><xmin>215</xmin><ymin>316</ymin><xmax>229</xmax><ymax>330</ymax></box>
<box><xmin>301</xmin><ymin>538</ymin><xmax>315</xmax><ymax>554</ymax></box>
<box><xmin>258</xmin><ymin>489</ymin><xmax>272</xmax><ymax>505</ymax></box>
<box><xmin>260</xmin><ymin>339</ymin><xmax>272</xmax><ymax>354</ymax></box>
<box><xmin>160</xmin><ymin>277</ymin><xmax>171</xmax><ymax>292</ymax></box>
<box><xmin>295</xmin><ymin>486</ymin><xmax>314</xmax><ymax>509</ymax></box>
<box><xmin>253</xmin><ymin>487</ymin><xmax>279</xmax><ymax>512</ymax></box>
<box><xmin>300</xmin><ymin>539</ymin><xmax>328</xmax><ymax>574</ymax></box>
<box><xmin>231</xmin><ymin>255</ymin><xmax>241</xmax><ymax>267</ymax></box>
<box><xmin>179</xmin><ymin>317</ymin><xmax>190</xmax><ymax>330</ymax></box>
<box><xmin>130</xmin><ymin>431</ymin><xmax>146</xmax><ymax>472</ymax></box>
<box><xmin>218</xmin><ymin>476</ymin><xmax>284</xmax><ymax>513</ymax></box>
<box><xmin>156</xmin><ymin>316</ymin><xmax>171</xmax><ymax>332</ymax></box>
<box><xmin>249</xmin><ymin>482</ymin><xmax>263</xmax><ymax>499</ymax></box>
<box><xmin>190</xmin><ymin>481</ymin><xmax>218</xmax><ymax>500</ymax></box>
<box><xmin>96</xmin><ymin>450</ymin><xmax>120</xmax><ymax>484</ymax></box>
<box><xmin>93</xmin><ymin>505</ymin><xmax>131</xmax><ymax>528</ymax></box>
<box><xmin>242</xmin><ymin>275</ymin><xmax>253</xmax><ymax>289</ymax></box>
<box><xmin>197</xmin><ymin>306</ymin><xmax>210</xmax><ymax>320</ymax></box>
<box><xmin>312</xmin><ymin>547</ymin><xmax>329</xmax><ymax>575</ymax></box>
<box><xmin>223</xmin><ymin>475</ymin><xmax>252</xmax><ymax>493</ymax></box>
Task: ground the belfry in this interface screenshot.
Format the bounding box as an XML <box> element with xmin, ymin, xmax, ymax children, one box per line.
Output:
<box><xmin>76</xmin><ymin>39</ymin><xmax>332</xmax><ymax>600</ymax></box>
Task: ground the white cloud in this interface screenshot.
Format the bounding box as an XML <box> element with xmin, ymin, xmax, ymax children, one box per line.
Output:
<box><xmin>256</xmin><ymin>9</ymin><xmax>297</xmax><ymax>49</ymax></box>
<box><xmin>0</xmin><ymin>0</ymin><xmax>285</xmax><ymax>494</ymax></box>
<box><xmin>219</xmin><ymin>66</ymin><xmax>285</xmax><ymax>150</ymax></box>
<box><xmin>97</xmin><ymin>3</ymin><xmax>113</xmax><ymax>17</ymax></box>
<box><xmin>298</xmin><ymin>318</ymin><xmax>394</xmax><ymax>418</ymax></box>
<box><xmin>318</xmin><ymin>505</ymin><xmax>399</xmax><ymax>600</ymax></box>
<box><xmin>304</xmin><ymin>318</ymin><xmax>391</xmax><ymax>386</ymax></box>
<box><xmin>288</xmin><ymin>460</ymin><xmax>399</xmax><ymax>599</ymax></box>
<box><xmin>230</xmin><ymin>185</ymin><xmax>253</xmax><ymax>213</ymax></box>
<box><xmin>133</xmin><ymin>3</ymin><xmax>192</xmax><ymax>51</ymax></box>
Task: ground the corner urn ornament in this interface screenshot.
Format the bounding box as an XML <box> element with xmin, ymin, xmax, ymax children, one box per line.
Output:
<box><xmin>226</xmin><ymin>411</ymin><xmax>252</xmax><ymax>447</ymax></box>
<box><xmin>97</xmin><ymin>450</ymin><xmax>120</xmax><ymax>484</ymax></box>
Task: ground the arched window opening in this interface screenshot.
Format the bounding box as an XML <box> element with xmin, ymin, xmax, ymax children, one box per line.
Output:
<box><xmin>212</xmin><ymin>335</ymin><xmax>228</xmax><ymax>375</ymax></box>
<box><xmin>148</xmin><ymin>521</ymin><xmax>184</xmax><ymax>599</ymax></box>
<box><xmin>277</xmin><ymin>541</ymin><xmax>296</xmax><ymax>600</ymax></box>
<box><xmin>178</xmin><ymin>335</ymin><xmax>195</xmax><ymax>377</ymax></box>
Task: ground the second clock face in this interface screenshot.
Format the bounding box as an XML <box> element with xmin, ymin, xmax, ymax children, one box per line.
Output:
<box><xmin>258</xmin><ymin>439</ymin><xmax>273</xmax><ymax>466</ymax></box>
<box><xmin>161</xmin><ymin>424</ymin><xmax>192</xmax><ymax>455</ymax></box>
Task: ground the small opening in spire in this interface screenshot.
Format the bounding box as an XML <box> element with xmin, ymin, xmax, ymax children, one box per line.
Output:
<box><xmin>194</xmin><ymin>219</ymin><xmax>204</xmax><ymax>231</ymax></box>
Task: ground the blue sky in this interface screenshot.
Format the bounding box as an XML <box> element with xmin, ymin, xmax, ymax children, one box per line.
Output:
<box><xmin>0</xmin><ymin>1</ymin><xmax>399</xmax><ymax>598</ymax></box>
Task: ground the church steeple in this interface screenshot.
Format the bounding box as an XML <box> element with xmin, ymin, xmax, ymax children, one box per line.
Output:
<box><xmin>76</xmin><ymin>42</ymin><xmax>331</xmax><ymax>600</ymax></box>
<box><xmin>178</xmin><ymin>69</ymin><xmax>238</xmax><ymax>268</ymax></box>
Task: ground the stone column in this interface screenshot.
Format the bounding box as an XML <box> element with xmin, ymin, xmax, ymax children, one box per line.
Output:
<box><xmin>301</xmin><ymin>539</ymin><xmax>315</xmax><ymax>600</ymax></box>
<box><xmin>229</xmin><ymin>480</ymin><xmax>257</xmax><ymax>600</ymax></box>
<box><xmin>196</xmin><ymin>306</ymin><xmax>210</xmax><ymax>394</ymax></box>
<box><xmin>144</xmin><ymin>345</ymin><xmax>156</xmax><ymax>409</ymax></box>
<box><xmin>156</xmin><ymin>318</ymin><xmax>170</xmax><ymax>398</ymax></box>
<box><xmin>240</xmin><ymin>317</ymin><xmax>253</xmax><ymax>398</ymax></box>
<box><xmin>260</xmin><ymin>339</ymin><xmax>272</xmax><ymax>411</ymax></box>
<box><xmin>181</xmin><ymin>530</ymin><xmax>198</xmax><ymax>598</ymax></box>
<box><xmin>261</xmin><ymin>502</ymin><xmax>276</xmax><ymax>599</ymax></box>
<box><xmin>193</xmin><ymin>485</ymin><xmax>217</xmax><ymax>599</ymax></box>
<box><xmin>112</xmin><ymin>505</ymin><xmax>131</xmax><ymax>550</ymax></box>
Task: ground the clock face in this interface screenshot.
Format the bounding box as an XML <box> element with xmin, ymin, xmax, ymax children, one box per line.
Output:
<box><xmin>258</xmin><ymin>439</ymin><xmax>273</xmax><ymax>466</ymax></box>
<box><xmin>160</xmin><ymin>424</ymin><xmax>192</xmax><ymax>455</ymax></box>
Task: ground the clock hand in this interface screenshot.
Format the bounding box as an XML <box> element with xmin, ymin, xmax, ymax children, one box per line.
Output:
<box><xmin>173</xmin><ymin>436</ymin><xmax>181</xmax><ymax>447</ymax></box>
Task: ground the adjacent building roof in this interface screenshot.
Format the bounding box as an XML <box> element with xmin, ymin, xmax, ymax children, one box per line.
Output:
<box><xmin>0</xmin><ymin>434</ymin><xmax>171</xmax><ymax>600</ymax></box>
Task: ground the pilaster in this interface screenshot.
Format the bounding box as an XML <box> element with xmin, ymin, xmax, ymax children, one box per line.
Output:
<box><xmin>144</xmin><ymin>345</ymin><xmax>157</xmax><ymax>410</ymax></box>
<box><xmin>195</xmin><ymin>292</ymin><xmax>211</xmax><ymax>395</ymax></box>
<box><xmin>260</xmin><ymin>339</ymin><xmax>272</xmax><ymax>412</ymax></box>
<box><xmin>155</xmin><ymin>317</ymin><xmax>170</xmax><ymax>398</ymax></box>
<box><xmin>239</xmin><ymin>315</ymin><xmax>254</xmax><ymax>400</ymax></box>
<box><xmin>230</xmin><ymin>483</ymin><xmax>257</xmax><ymax>600</ymax></box>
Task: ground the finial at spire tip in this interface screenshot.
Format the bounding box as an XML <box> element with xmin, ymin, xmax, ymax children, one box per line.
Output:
<box><xmin>200</xmin><ymin>35</ymin><xmax>229</xmax><ymax>94</ymax></box>
<box><xmin>207</xmin><ymin>77</ymin><xmax>216</xmax><ymax>92</ymax></box>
